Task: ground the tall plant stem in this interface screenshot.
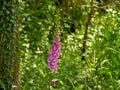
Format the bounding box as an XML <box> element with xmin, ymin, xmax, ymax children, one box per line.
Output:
<box><xmin>81</xmin><ymin>0</ymin><xmax>94</xmax><ymax>60</ymax></box>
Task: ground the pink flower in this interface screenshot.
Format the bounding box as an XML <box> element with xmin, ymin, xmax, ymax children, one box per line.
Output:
<box><xmin>47</xmin><ymin>37</ymin><xmax>60</xmax><ymax>72</ymax></box>
<box><xmin>50</xmin><ymin>80</ymin><xmax>56</xmax><ymax>87</ymax></box>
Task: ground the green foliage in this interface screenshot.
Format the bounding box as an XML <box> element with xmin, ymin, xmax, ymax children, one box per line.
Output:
<box><xmin>19</xmin><ymin>0</ymin><xmax>120</xmax><ymax>90</ymax></box>
<box><xmin>0</xmin><ymin>80</ymin><xmax>6</xmax><ymax>90</ymax></box>
<box><xmin>0</xmin><ymin>0</ymin><xmax>19</xmax><ymax>90</ymax></box>
<box><xmin>85</xmin><ymin>8</ymin><xmax>120</xmax><ymax>89</ymax></box>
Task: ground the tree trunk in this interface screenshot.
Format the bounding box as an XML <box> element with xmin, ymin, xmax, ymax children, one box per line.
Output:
<box><xmin>0</xmin><ymin>0</ymin><xmax>20</xmax><ymax>90</ymax></box>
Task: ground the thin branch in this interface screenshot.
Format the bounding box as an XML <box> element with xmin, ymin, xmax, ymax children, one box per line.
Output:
<box><xmin>81</xmin><ymin>0</ymin><xmax>94</xmax><ymax>60</ymax></box>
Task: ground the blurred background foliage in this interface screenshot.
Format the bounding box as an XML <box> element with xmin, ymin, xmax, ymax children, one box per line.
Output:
<box><xmin>19</xmin><ymin>0</ymin><xmax>120</xmax><ymax>90</ymax></box>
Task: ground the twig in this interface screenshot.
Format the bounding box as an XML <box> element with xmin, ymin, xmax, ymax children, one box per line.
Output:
<box><xmin>81</xmin><ymin>0</ymin><xmax>94</xmax><ymax>60</ymax></box>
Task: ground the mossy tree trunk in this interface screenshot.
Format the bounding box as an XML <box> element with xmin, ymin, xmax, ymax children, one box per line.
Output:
<box><xmin>0</xmin><ymin>0</ymin><xmax>20</xmax><ymax>90</ymax></box>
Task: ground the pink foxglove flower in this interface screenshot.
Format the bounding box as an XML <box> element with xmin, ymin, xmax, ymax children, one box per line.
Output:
<box><xmin>50</xmin><ymin>80</ymin><xmax>56</xmax><ymax>87</ymax></box>
<box><xmin>47</xmin><ymin>30</ymin><xmax>60</xmax><ymax>72</ymax></box>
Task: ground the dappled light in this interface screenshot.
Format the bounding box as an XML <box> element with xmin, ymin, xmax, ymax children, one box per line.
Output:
<box><xmin>0</xmin><ymin>0</ymin><xmax>120</xmax><ymax>90</ymax></box>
